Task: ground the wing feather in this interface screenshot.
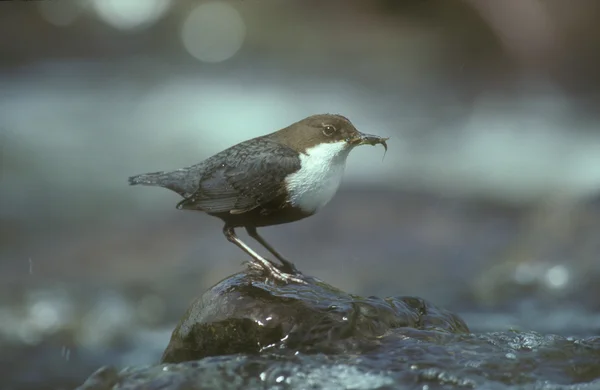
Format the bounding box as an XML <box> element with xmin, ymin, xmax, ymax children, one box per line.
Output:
<box><xmin>177</xmin><ymin>139</ymin><xmax>300</xmax><ymax>214</ymax></box>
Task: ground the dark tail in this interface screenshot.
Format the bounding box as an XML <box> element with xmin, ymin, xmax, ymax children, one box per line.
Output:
<box><xmin>128</xmin><ymin>171</ymin><xmax>167</xmax><ymax>186</ymax></box>
<box><xmin>128</xmin><ymin>169</ymin><xmax>195</xmax><ymax>197</ymax></box>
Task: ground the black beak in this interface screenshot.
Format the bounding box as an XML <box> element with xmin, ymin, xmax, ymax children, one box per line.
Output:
<box><xmin>349</xmin><ymin>132</ymin><xmax>389</xmax><ymax>153</ymax></box>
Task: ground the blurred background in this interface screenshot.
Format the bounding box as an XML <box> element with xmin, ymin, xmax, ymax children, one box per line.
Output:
<box><xmin>1</xmin><ymin>0</ymin><xmax>600</xmax><ymax>388</ymax></box>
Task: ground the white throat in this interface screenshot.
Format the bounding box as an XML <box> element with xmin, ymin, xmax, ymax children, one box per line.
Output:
<box><xmin>285</xmin><ymin>141</ymin><xmax>352</xmax><ymax>213</ymax></box>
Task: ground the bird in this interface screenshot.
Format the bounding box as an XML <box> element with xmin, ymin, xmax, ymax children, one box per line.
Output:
<box><xmin>128</xmin><ymin>114</ymin><xmax>388</xmax><ymax>283</ymax></box>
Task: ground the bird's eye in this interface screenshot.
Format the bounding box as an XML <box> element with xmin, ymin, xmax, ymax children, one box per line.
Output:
<box><xmin>322</xmin><ymin>125</ymin><xmax>336</xmax><ymax>136</ymax></box>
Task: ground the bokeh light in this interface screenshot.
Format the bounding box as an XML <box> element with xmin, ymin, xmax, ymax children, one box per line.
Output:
<box><xmin>180</xmin><ymin>1</ymin><xmax>246</xmax><ymax>63</ymax></box>
<box><xmin>92</xmin><ymin>0</ymin><xmax>171</xmax><ymax>31</ymax></box>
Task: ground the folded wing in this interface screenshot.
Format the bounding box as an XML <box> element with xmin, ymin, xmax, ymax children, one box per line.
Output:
<box><xmin>177</xmin><ymin>140</ymin><xmax>301</xmax><ymax>214</ymax></box>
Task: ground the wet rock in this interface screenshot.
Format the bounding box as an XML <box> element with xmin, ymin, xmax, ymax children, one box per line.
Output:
<box><xmin>77</xmin><ymin>332</ymin><xmax>600</xmax><ymax>389</ymax></box>
<box><xmin>76</xmin><ymin>267</ymin><xmax>600</xmax><ymax>389</ymax></box>
<box><xmin>161</xmin><ymin>266</ymin><xmax>469</xmax><ymax>363</ymax></box>
<box><xmin>76</xmin><ymin>366</ymin><xmax>119</xmax><ymax>390</ymax></box>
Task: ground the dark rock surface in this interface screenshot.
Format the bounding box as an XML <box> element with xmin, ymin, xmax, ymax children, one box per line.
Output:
<box><xmin>161</xmin><ymin>267</ymin><xmax>468</xmax><ymax>363</ymax></box>
<box><xmin>76</xmin><ymin>268</ymin><xmax>600</xmax><ymax>390</ymax></box>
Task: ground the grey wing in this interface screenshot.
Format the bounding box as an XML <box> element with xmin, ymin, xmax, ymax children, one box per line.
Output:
<box><xmin>177</xmin><ymin>141</ymin><xmax>301</xmax><ymax>214</ymax></box>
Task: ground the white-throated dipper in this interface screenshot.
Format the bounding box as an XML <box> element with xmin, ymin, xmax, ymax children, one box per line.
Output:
<box><xmin>129</xmin><ymin>114</ymin><xmax>388</xmax><ymax>283</ymax></box>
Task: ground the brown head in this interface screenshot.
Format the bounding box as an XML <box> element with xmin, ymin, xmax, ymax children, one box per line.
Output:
<box><xmin>269</xmin><ymin>114</ymin><xmax>388</xmax><ymax>154</ymax></box>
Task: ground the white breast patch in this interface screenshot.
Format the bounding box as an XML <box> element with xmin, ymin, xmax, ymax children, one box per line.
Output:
<box><xmin>285</xmin><ymin>141</ymin><xmax>352</xmax><ymax>213</ymax></box>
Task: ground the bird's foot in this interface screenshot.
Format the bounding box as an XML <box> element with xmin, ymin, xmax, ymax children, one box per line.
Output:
<box><xmin>247</xmin><ymin>260</ymin><xmax>307</xmax><ymax>284</ymax></box>
<box><xmin>279</xmin><ymin>260</ymin><xmax>301</xmax><ymax>275</ymax></box>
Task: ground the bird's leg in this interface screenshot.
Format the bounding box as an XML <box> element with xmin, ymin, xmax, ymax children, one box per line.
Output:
<box><xmin>223</xmin><ymin>226</ymin><xmax>305</xmax><ymax>284</ymax></box>
<box><xmin>245</xmin><ymin>226</ymin><xmax>300</xmax><ymax>275</ymax></box>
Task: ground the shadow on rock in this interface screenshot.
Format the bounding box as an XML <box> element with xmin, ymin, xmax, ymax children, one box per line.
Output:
<box><xmin>161</xmin><ymin>267</ymin><xmax>469</xmax><ymax>363</ymax></box>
